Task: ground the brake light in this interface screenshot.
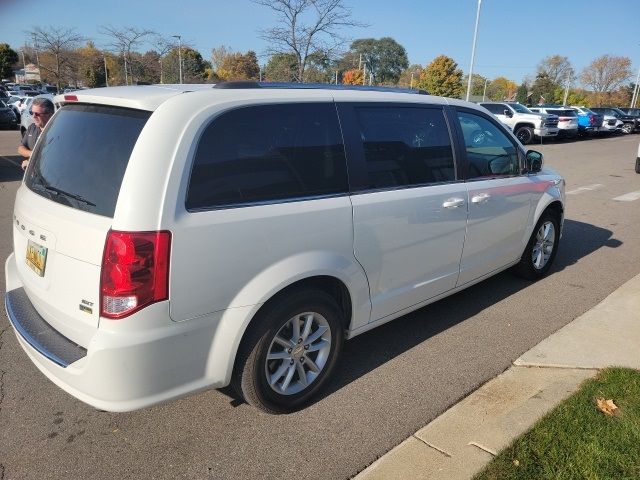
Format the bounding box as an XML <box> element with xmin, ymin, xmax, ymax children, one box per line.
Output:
<box><xmin>64</xmin><ymin>95</ymin><xmax>78</xmax><ymax>101</ymax></box>
<box><xmin>589</xmin><ymin>116</ymin><xmax>595</xmax><ymax>125</ymax></box>
<box><xmin>100</xmin><ymin>230</ymin><xmax>171</xmax><ymax>319</ymax></box>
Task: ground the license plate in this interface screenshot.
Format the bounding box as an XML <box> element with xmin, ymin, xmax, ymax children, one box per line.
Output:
<box><xmin>26</xmin><ymin>240</ymin><xmax>48</xmax><ymax>277</ymax></box>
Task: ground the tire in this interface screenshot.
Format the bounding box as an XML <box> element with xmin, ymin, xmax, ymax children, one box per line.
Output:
<box><xmin>513</xmin><ymin>211</ymin><xmax>560</xmax><ymax>280</ymax></box>
<box><xmin>515</xmin><ymin>126</ymin><xmax>534</xmax><ymax>145</ymax></box>
<box><xmin>635</xmin><ymin>157</ymin><xmax>640</xmax><ymax>174</ymax></box>
<box><xmin>232</xmin><ymin>289</ymin><xmax>344</xmax><ymax>413</ymax></box>
<box><xmin>622</xmin><ymin>123</ymin><xmax>633</xmax><ymax>134</ymax></box>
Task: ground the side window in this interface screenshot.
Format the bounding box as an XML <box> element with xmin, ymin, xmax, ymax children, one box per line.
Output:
<box><xmin>456</xmin><ymin>111</ymin><xmax>521</xmax><ymax>179</ymax></box>
<box><xmin>186</xmin><ymin>103</ymin><xmax>348</xmax><ymax>210</ymax></box>
<box><xmin>483</xmin><ymin>104</ymin><xmax>504</xmax><ymax>115</ymax></box>
<box><xmin>354</xmin><ymin>106</ymin><xmax>455</xmax><ymax>189</ymax></box>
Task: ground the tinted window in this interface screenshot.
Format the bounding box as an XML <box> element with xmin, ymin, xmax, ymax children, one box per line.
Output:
<box><xmin>548</xmin><ymin>109</ymin><xmax>576</xmax><ymax>117</ymax></box>
<box><xmin>510</xmin><ymin>103</ymin><xmax>533</xmax><ymax>114</ymax></box>
<box><xmin>186</xmin><ymin>103</ymin><xmax>347</xmax><ymax>210</ymax></box>
<box><xmin>482</xmin><ymin>103</ymin><xmax>505</xmax><ymax>115</ymax></box>
<box><xmin>354</xmin><ymin>106</ymin><xmax>455</xmax><ymax>189</ymax></box>
<box><xmin>25</xmin><ymin>104</ymin><xmax>151</xmax><ymax>217</ymax></box>
<box><xmin>457</xmin><ymin>111</ymin><xmax>520</xmax><ymax>179</ymax></box>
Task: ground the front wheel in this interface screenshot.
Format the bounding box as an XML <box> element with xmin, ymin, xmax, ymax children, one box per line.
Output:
<box><xmin>232</xmin><ymin>289</ymin><xmax>344</xmax><ymax>413</ymax></box>
<box><xmin>622</xmin><ymin>123</ymin><xmax>633</xmax><ymax>134</ymax></box>
<box><xmin>513</xmin><ymin>212</ymin><xmax>560</xmax><ymax>279</ymax></box>
<box><xmin>515</xmin><ymin>126</ymin><xmax>534</xmax><ymax>145</ymax></box>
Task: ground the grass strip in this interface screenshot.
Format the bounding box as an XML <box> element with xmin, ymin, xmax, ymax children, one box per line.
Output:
<box><xmin>475</xmin><ymin>367</ymin><xmax>640</xmax><ymax>480</ymax></box>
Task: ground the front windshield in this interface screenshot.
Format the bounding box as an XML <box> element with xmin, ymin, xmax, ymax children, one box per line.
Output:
<box><xmin>510</xmin><ymin>103</ymin><xmax>533</xmax><ymax>114</ymax></box>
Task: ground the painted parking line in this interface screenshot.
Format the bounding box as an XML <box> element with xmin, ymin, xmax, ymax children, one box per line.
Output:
<box><xmin>566</xmin><ymin>184</ymin><xmax>604</xmax><ymax>195</ymax></box>
<box><xmin>613</xmin><ymin>191</ymin><xmax>640</xmax><ymax>202</ymax></box>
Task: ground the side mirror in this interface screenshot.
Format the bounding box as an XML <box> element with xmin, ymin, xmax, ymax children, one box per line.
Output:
<box><xmin>503</xmin><ymin>109</ymin><xmax>513</xmax><ymax>118</ymax></box>
<box><xmin>526</xmin><ymin>150</ymin><xmax>543</xmax><ymax>173</ymax></box>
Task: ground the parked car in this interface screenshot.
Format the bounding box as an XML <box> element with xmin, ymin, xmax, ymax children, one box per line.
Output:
<box><xmin>620</xmin><ymin>108</ymin><xmax>640</xmax><ymax>117</ymax></box>
<box><xmin>529</xmin><ymin>106</ymin><xmax>579</xmax><ymax>139</ymax></box>
<box><xmin>589</xmin><ymin>107</ymin><xmax>639</xmax><ymax>134</ymax></box>
<box><xmin>569</xmin><ymin>106</ymin><xmax>604</xmax><ymax>136</ymax></box>
<box><xmin>19</xmin><ymin>94</ymin><xmax>56</xmax><ymax>137</ymax></box>
<box><xmin>6</xmin><ymin>95</ymin><xmax>27</xmax><ymax>123</ymax></box>
<box><xmin>5</xmin><ymin>83</ymin><xmax>565</xmax><ymax>414</ymax></box>
<box><xmin>599</xmin><ymin>114</ymin><xmax>625</xmax><ymax>134</ymax></box>
<box><xmin>479</xmin><ymin>101</ymin><xmax>559</xmax><ymax>144</ymax></box>
<box><xmin>0</xmin><ymin>99</ymin><xmax>18</xmax><ymax>129</ymax></box>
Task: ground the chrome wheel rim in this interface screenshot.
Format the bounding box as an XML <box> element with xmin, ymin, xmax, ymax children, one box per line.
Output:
<box><xmin>531</xmin><ymin>221</ymin><xmax>556</xmax><ymax>270</ymax></box>
<box><xmin>265</xmin><ymin>312</ymin><xmax>332</xmax><ymax>395</ymax></box>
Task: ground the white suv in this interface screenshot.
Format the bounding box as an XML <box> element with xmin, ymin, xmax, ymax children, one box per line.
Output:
<box><xmin>4</xmin><ymin>83</ymin><xmax>565</xmax><ymax>413</ymax></box>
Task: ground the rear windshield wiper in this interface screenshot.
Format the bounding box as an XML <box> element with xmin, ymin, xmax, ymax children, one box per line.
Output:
<box><xmin>42</xmin><ymin>185</ymin><xmax>97</xmax><ymax>207</ymax></box>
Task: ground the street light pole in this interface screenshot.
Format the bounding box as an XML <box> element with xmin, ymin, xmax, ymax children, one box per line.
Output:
<box><xmin>172</xmin><ymin>35</ymin><xmax>183</xmax><ymax>84</ymax></box>
<box><xmin>630</xmin><ymin>65</ymin><xmax>640</xmax><ymax>108</ymax></box>
<box><xmin>103</xmin><ymin>53</ymin><xmax>109</xmax><ymax>87</ymax></box>
<box><xmin>466</xmin><ymin>0</ymin><xmax>482</xmax><ymax>102</ymax></box>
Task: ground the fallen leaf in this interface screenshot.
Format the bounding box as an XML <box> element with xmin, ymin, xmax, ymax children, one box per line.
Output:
<box><xmin>595</xmin><ymin>397</ymin><xmax>619</xmax><ymax>416</ymax></box>
<box><xmin>513</xmin><ymin>459</ymin><xmax>520</xmax><ymax>467</ymax></box>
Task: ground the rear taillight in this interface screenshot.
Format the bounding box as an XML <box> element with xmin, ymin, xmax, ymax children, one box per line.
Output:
<box><xmin>100</xmin><ymin>230</ymin><xmax>171</xmax><ymax>319</ymax></box>
<box><xmin>589</xmin><ymin>116</ymin><xmax>595</xmax><ymax>125</ymax></box>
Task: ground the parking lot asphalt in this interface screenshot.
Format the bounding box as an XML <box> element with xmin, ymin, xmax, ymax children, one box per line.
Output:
<box><xmin>1</xmin><ymin>130</ymin><xmax>639</xmax><ymax>480</ymax></box>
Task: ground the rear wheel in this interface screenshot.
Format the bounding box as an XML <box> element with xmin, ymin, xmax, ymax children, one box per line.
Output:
<box><xmin>514</xmin><ymin>212</ymin><xmax>560</xmax><ymax>279</ymax></box>
<box><xmin>232</xmin><ymin>289</ymin><xmax>344</xmax><ymax>413</ymax></box>
<box><xmin>515</xmin><ymin>126</ymin><xmax>534</xmax><ymax>145</ymax></box>
<box><xmin>635</xmin><ymin>157</ymin><xmax>640</xmax><ymax>174</ymax></box>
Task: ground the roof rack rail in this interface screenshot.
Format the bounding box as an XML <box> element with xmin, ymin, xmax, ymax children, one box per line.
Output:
<box><xmin>213</xmin><ymin>81</ymin><xmax>429</xmax><ymax>95</ymax></box>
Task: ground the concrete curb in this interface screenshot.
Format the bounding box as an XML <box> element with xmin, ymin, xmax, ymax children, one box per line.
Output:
<box><xmin>354</xmin><ymin>273</ymin><xmax>640</xmax><ymax>480</ymax></box>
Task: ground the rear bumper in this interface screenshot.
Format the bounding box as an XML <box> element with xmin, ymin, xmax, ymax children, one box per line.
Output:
<box><xmin>4</xmin><ymin>253</ymin><xmax>247</xmax><ymax>412</ymax></box>
<box><xmin>534</xmin><ymin>127</ymin><xmax>558</xmax><ymax>137</ymax></box>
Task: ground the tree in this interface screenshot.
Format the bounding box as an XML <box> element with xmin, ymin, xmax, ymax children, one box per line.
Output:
<box><xmin>254</xmin><ymin>0</ymin><xmax>365</xmax><ymax>82</ymax></box>
<box><xmin>397</xmin><ymin>65</ymin><xmax>423</xmax><ymax>88</ymax></box>
<box><xmin>264</xmin><ymin>53</ymin><xmax>298</xmax><ymax>81</ymax></box>
<box><xmin>28</xmin><ymin>26</ymin><xmax>84</xmax><ymax>91</ymax></box>
<box><xmin>462</xmin><ymin>73</ymin><xmax>488</xmax><ymax>98</ymax></box>
<box><xmin>530</xmin><ymin>72</ymin><xmax>556</xmax><ymax>104</ymax></box>
<box><xmin>516</xmin><ymin>82</ymin><xmax>529</xmax><ymax>104</ymax></box>
<box><xmin>580</xmin><ymin>55</ymin><xmax>632</xmax><ymax>105</ymax></box>
<box><xmin>349</xmin><ymin>37</ymin><xmax>408</xmax><ymax>85</ymax></box>
<box><xmin>218</xmin><ymin>51</ymin><xmax>260</xmax><ymax>81</ymax></box>
<box><xmin>164</xmin><ymin>47</ymin><xmax>207</xmax><ymax>83</ymax></box>
<box><xmin>416</xmin><ymin>55</ymin><xmax>463</xmax><ymax>98</ymax></box>
<box><xmin>76</xmin><ymin>41</ymin><xmax>105</xmax><ymax>88</ymax></box>
<box><xmin>0</xmin><ymin>44</ymin><xmax>19</xmax><ymax>80</ymax></box>
<box><xmin>488</xmin><ymin>76</ymin><xmax>518</xmax><ymax>101</ymax></box>
<box><xmin>100</xmin><ymin>25</ymin><xmax>155</xmax><ymax>85</ymax></box>
<box><xmin>537</xmin><ymin>55</ymin><xmax>574</xmax><ymax>86</ymax></box>
<box><xmin>342</xmin><ymin>68</ymin><xmax>363</xmax><ymax>85</ymax></box>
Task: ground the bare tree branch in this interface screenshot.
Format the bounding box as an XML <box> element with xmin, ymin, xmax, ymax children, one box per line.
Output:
<box><xmin>99</xmin><ymin>25</ymin><xmax>156</xmax><ymax>84</ymax></box>
<box><xmin>27</xmin><ymin>26</ymin><xmax>84</xmax><ymax>90</ymax></box>
<box><xmin>253</xmin><ymin>0</ymin><xmax>366</xmax><ymax>82</ymax></box>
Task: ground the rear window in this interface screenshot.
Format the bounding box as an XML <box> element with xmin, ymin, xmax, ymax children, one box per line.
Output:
<box><xmin>25</xmin><ymin>104</ymin><xmax>151</xmax><ymax>217</ymax></box>
<box><xmin>548</xmin><ymin>109</ymin><xmax>576</xmax><ymax>117</ymax></box>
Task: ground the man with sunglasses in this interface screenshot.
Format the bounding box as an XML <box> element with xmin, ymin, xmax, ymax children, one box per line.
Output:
<box><xmin>18</xmin><ymin>97</ymin><xmax>55</xmax><ymax>171</ymax></box>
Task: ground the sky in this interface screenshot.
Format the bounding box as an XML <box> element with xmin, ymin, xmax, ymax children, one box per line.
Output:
<box><xmin>1</xmin><ymin>0</ymin><xmax>640</xmax><ymax>86</ymax></box>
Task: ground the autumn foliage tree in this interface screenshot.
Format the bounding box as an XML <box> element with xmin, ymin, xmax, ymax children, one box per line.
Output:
<box><xmin>217</xmin><ymin>51</ymin><xmax>260</xmax><ymax>81</ymax></box>
<box><xmin>416</xmin><ymin>55</ymin><xmax>463</xmax><ymax>98</ymax></box>
<box><xmin>342</xmin><ymin>69</ymin><xmax>363</xmax><ymax>85</ymax></box>
<box><xmin>580</xmin><ymin>55</ymin><xmax>632</xmax><ymax>106</ymax></box>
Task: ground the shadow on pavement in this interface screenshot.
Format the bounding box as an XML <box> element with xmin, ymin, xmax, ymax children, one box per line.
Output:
<box><xmin>219</xmin><ymin>219</ymin><xmax>618</xmax><ymax>407</ymax></box>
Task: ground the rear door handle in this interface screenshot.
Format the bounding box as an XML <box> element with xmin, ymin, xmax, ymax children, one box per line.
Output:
<box><xmin>471</xmin><ymin>193</ymin><xmax>491</xmax><ymax>204</ymax></box>
<box><xmin>442</xmin><ymin>197</ymin><xmax>465</xmax><ymax>209</ymax></box>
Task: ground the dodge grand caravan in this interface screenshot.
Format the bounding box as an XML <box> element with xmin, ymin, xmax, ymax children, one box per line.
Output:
<box><xmin>4</xmin><ymin>83</ymin><xmax>565</xmax><ymax>413</ymax></box>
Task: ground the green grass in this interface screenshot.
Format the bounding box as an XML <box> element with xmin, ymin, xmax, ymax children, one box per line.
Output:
<box><xmin>474</xmin><ymin>367</ymin><xmax>640</xmax><ymax>480</ymax></box>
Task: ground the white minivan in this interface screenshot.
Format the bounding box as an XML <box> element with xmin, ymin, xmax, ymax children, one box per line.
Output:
<box><xmin>4</xmin><ymin>83</ymin><xmax>565</xmax><ymax>413</ymax></box>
